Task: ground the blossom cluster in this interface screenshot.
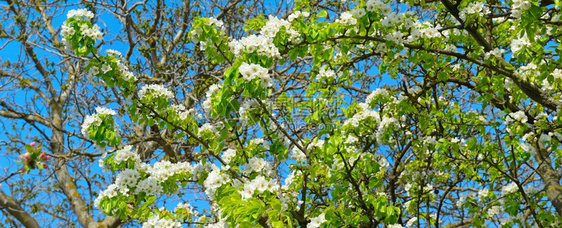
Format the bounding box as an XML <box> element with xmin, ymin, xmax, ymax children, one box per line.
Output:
<box><xmin>515</xmin><ymin>63</ymin><xmax>538</xmax><ymax>82</ymax></box>
<box><xmin>485</xmin><ymin>47</ymin><xmax>505</xmax><ymax>59</ymax></box>
<box><xmin>142</xmin><ymin>214</ymin><xmax>182</xmax><ymax>228</ymax></box>
<box><xmin>287</xmin><ymin>10</ymin><xmax>310</xmax><ymax>22</ymax></box>
<box><xmin>61</xmin><ymin>9</ymin><xmax>103</xmax><ymax>51</ymax></box>
<box><xmin>135</xmin><ymin>177</ymin><xmax>162</xmax><ymax>195</ymax></box>
<box><xmin>203</xmin><ymin>168</ymin><xmax>230</xmax><ymax>199</ymax></box>
<box><xmin>142</xmin><ymin>160</ymin><xmax>194</xmax><ymax>183</ymax></box>
<box><xmin>290</xmin><ymin>148</ymin><xmax>307</xmax><ymax>163</ymax></box>
<box><xmin>408</xmin><ymin>22</ymin><xmax>442</xmax><ymax>42</ymax></box>
<box><xmin>67</xmin><ymin>9</ymin><xmax>94</xmax><ymax>19</ymax></box>
<box><xmin>170</xmin><ymin>104</ymin><xmax>193</xmax><ymax>120</ymax></box>
<box><xmin>87</xmin><ymin>50</ymin><xmax>136</xmax><ymax>85</ymax></box>
<box><xmin>365</xmin><ymin>88</ymin><xmax>391</xmax><ymax>105</ymax></box>
<box><xmin>115</xmin><ymin>169</ymin><xmax>141</xmax><ymax>188</ymax></box>
<box><xmin>198</xmin><ymin>123</ymin><xmax>219</xmax><ymax>138</ymax></box>
<box><xmin>552</xmin><ymin>69</ymin><xmax>562</xmax><ymax>80</ymax></box>
<box><xmin>221</xmin><ymin>148</ymin><xmax>236</xmax><ymax>164</ymax></box>
<box><xmin>511</xmin><ymin>0</ymin><xmax>532</xmax><ymax>19</ymax></box>
<box><xmin>351</xmin><ymin>8</ymin><xmax>367</xmax><ymax>19</ymax></box>
<box><xmin>202</xmin><ymin>84</ymin><xmax>222</xmax><ymax>112</ymax></box>
<box><xmin>367</xmin><ymin>0</ymin><xmax>392</xmax><ymax>15</ymax></box>
<box><xmin>336</xmin><ymin>12</ymin><xmax>357</xmax><ymax>26</ymax></box>
<box><xmin>501</xmin><ymin>182</ymin><xmax>519</xmax><ymax>195</ymax></box>
<box><xmin>307</xmin><ymin>213</ymin><xmax>326</xmax><ymax>228</ymax></box>
<box><xmin>510</xmin><ymin>34</ymin><xmax>531</xmax><ymax>54</ymax></box>
<box><xmin>238</xmin><ymin>62</ymin><xmax>273</xmax><ymax>87</ymax></box>
<box><xmin>243</xmin><ymin>157</ymin><xmax>275</xmax><ymax>176</ymax></box>
<box><xmin>459</xmin><ymin>2</ymin><xmax>487</xmax><ymax>21</ymax></box>
<box><xmin>385</xmin><ymin>31</ymin><xmax>405</xmax><ymax>44</ymax></box>
<box><xmin>78</xmin><ymin>24</ymin><xmax>103</xmax><ymax>41</ymax></box>
<box><xmin>206</xmin><ymin>17</ymin><xmax>224</xmax><ymax>27</ymax></box>
<box><xmin>95</xmin><ymin>158</ymin><xmax>196</xmax><ymax>209</ymax></box>
<box><xmin>109</xmin><ymin>50</ymin><xmax>136</xmax><ymax>81</ymax></box>
<box><xmin>81</xmin><ymin>107</ymin><xmax>116</xmax><ymax>137</ymax></box>
<box><xmin>240</xmin><ymin>175</ymin><xmax>279</xmax><ymax>199</ymax></box>
<box><xmin>60</xmin><ymin>24</ymin><xmax>76</xmax><ymax>37</ymax></box>
<box><xmin>343</xmin><ymin>103</ymin><xmax>380</xmax><ymax>128</ymax></box>
<box><xmin>175</xmin><ymin>202</ymin><xmax>199</xmax><ymax>216</ymax></box>
<box><xmin>488</xmin><ymin>205</ymin><xmax>502</xmax><ymax>217</ymax></box>
<box><xmin>18</xmin><ymin>142</ymin><xmax>50</xmax><ymax>172</ymax></box>
<box><xmin>505</xmin><ymin>110</ymin><xmax>528</xmax><ymax>125</ymax></box>
<box><xmin>138</xmin><ymin>84</ymin><xmax>174</xmax><ymax>100</ymax></box>
<box><xmin>100</xmin><ymin>145</ymin><xmax>139</xmax><ymax>169</ymax></box>
<box><xmin>229</xmin><ymin>34</ymin><xmax>280</xmax><ymax>58</ymax></box>
<box><xmin>316</xmin><ymin>67</ymin><xmax>336</xmax><ymax>80</ymax></box>
<box><xmin>261</xmin><ymin>16</ymin><xmax>299</xmax><ymax>42</ymax></box>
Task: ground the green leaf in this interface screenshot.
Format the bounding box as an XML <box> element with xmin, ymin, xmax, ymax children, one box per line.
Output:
<box><xmin>244</xmin><ymin>14</ymin><xmax>266</xmax><ymax>31</ymax></box>
<box><xmin>145</xmin><ymin>195</ymin><xmax>157</xmax><ymax>205</ymax></box>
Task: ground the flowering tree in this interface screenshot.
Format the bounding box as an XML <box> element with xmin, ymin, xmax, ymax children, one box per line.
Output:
<box><xmin>0</xmin><ymin>0</ymin><xmax>278</xmax><ymax>227</ymax></box>
<box><xmin>3</xmin><ymin>0</ymin><xmax>562</xmax><ymax>227</ymax></box>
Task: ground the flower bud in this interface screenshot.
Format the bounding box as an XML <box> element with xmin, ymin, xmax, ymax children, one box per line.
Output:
<box><xmin>24</xmin><ymin>152</ymin><xmax>31</xmax><ymax>162</ymax></box>
<box><xmin>40</xmin><ymin>152</ymin><xmax>50</xmax><ymax>161</ymax></box>
<box><xmin>30</xmin><ymin>142</ymin><xmax>36</xmax><ymax>147</ymax></box>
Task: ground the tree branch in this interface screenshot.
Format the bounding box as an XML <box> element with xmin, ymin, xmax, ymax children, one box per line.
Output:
<box><xmin>0</xmin><ymin>190</ymin><xmax>41</xmax><ymax>228</ymax></box>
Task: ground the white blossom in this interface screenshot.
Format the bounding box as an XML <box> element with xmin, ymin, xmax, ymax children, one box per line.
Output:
<box><xmin>485</xmin><ymin>48</ymin><xmax>505</xmax><ymax>59</ymax></box>
<box><xmin>478</xmin><ymin>188</ymin><xmax>489</xmax><ymax>199</ymax></box>
<box><xmin>488</xmin><ymin>205</ymin><xmax>502</xmax><ymax>217</ymax></box>
<box><xmin>206</xmin><ymin>17</ymin><xmax>224</xmax><ymax>27</ymax></box>
<box><xmin>113</xmin><ymin>146</ymin><xmax>141</xmax><ymax>165</ymax></box>
<box><xmin>511</xmin><ymin>0</ymin><xmax>532</xmax><ymax>19</ymax></box>
<box><xmin>511</xmin><ymin>35</ymin><xmax>530</xmax><ymax>54</ymax></box>
<box><xmin>501</xmin><ymin>182</ymin><xmax>519</xmax><ymax>195</ymax></box>
<box><xmin>229</xmin><ymin>34</ymin><xmax>280</xmax><ymax>58</ymax></box>
<box><xmin>459</xmin><ymin>2</ymin><xmax>487</xmax><ymax>21</ymax></box>
<box><xmin>222</xmin><ymin>149</ymin><xmax>236</xmax><ymax>164</ymax></box>
<box><xmin>351</xmin><ymin>8</ymin><xmax>367</xmax><ymax>18</ymax></box>
<box><xmin>135</xmin><ymin>177</ymin><xmax>163</xmax><ymax>195</ymax></box>
<box><xmin>145</xmin><ymin>160</ymin><xmax>193</xmax><ymax>183</ymax></box>
<box><xmin>81</xmin><ymin>106</ymin><xmax>116</xmax><ymax>137</ymax></box>
<box><xmin>95</xmin><ymin>107</ymin><xmax>117</xmax><ymax>116</ymax></box>
<box><xmin>336</xmin><ymin>12</ymin><xmax>357</xmax><ymax>26</ymax></box>
<box><xmin>261</xmin><ymin>16</ymin><xmax>292</xmax><ymax>38</ymax></box>
<box><xmin>67</xmin><ymin>9</ymin><xmax>94</xmax><ymax>19</ymax></box>
<box><xmin>60</xmin><ymin>23</ymin><xmax>75</xmax><ymax>37</ymax></box>
<box><xmin>307</xmin><ymin>213</ymin><xmax>326</xmax><ymax>228</ymax></box>
<box><xmin>81</xmin><ymin>114</ymin><xmax>101</xmax><ymax>136</ymax></box>
<box><xmin>387</xmin><ymin>224</ymin><xmax>404</xmax><ymax>228</ymax></box>
<box><xmin>142</xmin><ymin>214</ymin><xmax>182</xmax><ymax>228</ymax></box>
<box><xmin>288</xmin><ymin>11</ymin><xmax>310</xmax><ymax>22</ymax></box>
<box><xmin>316</xmin><ymin>67</ymin><xmax>336</xmax><ymax>80</ymax></box>
<box><xmin>406</xmin><ymin>217</ymin><xmax>417</xmax><ymax>227</ymax></box>
<box><xmin>238</xmin><ymin>62</ymin><xmax>272</xmax><ymax>87</ymax></box>
<box><xmin>291</xmin><ymin>148</ymin><xmax>307</xmax><ymax>162</ymax></box>
<box><xmin>115</xmin><ymin>169</ymin><xmax>140</xmax><ymax>188</ymax></box>
<box><xmin>106</xmin><ymin>49</ymin><xmax>122</xmax><ymax>56</ymax></box>
<box><xmin>198</xmin><ymin>123</ymin><xmax>219</xmax><ymax>137</ymax></box>
<box><xmin>89</xmin><ymin>66</ymin><xmax>99</xmax><ymax>76</ymax></box>
<box><xmin>506</xmin><ymin>110</ymin><xmax>528</xmax><ymax>124</ymax></box>
<box><xmin>138</xmin><ymin>84</ymin><xmax>174</xmax><ymax>100</ymax></box>
<box><xmin>175</xmin><ymin>202</ymin><xmax>199</xmax><ymax>216</ymax></box>
<box><xmin>203</xmin><ymin>169</ymin><xmax>230</xmax><ymax>199</ymax></box>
